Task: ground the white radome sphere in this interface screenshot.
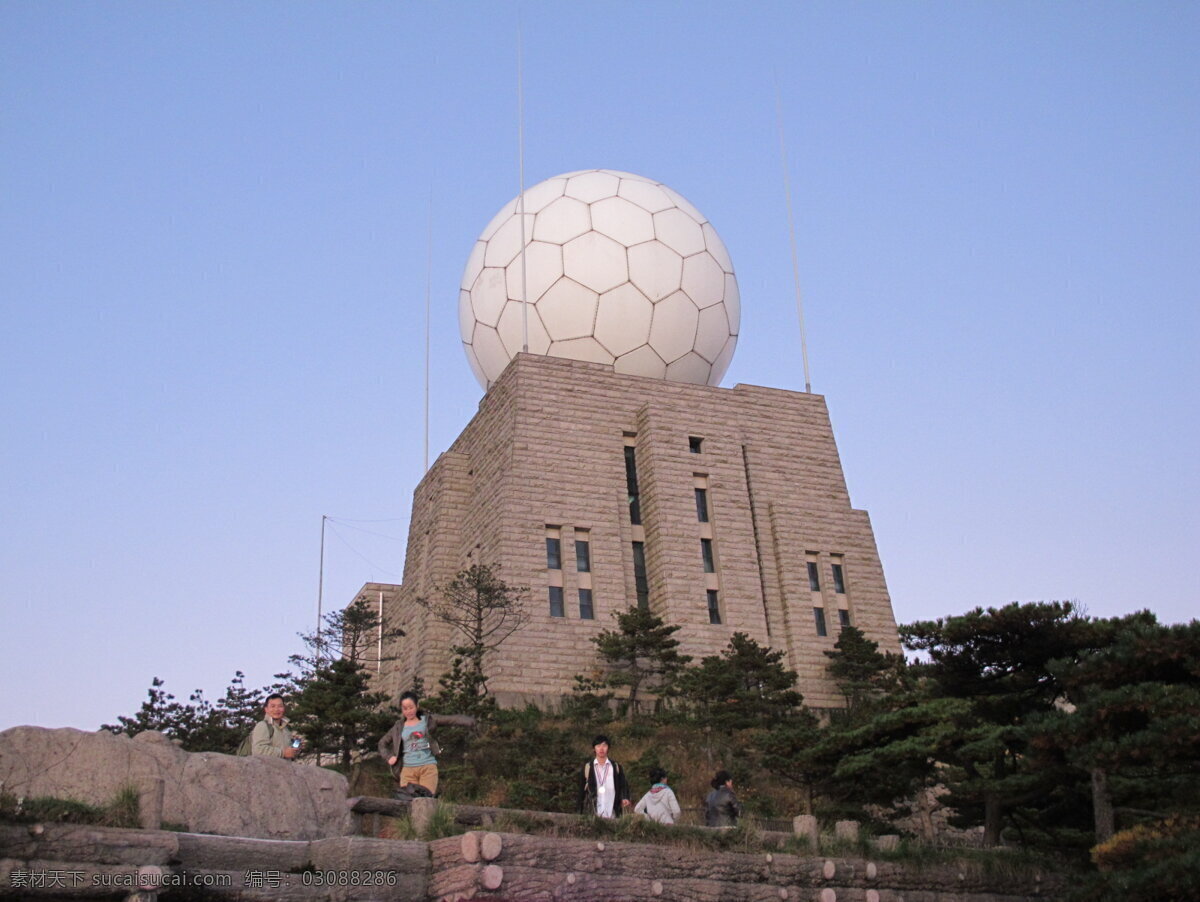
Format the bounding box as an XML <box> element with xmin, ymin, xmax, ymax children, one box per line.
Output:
<box><xmin>460</xmin><ymin>169</ymin><xmax>739</xmax><ymax>388</ymax></box>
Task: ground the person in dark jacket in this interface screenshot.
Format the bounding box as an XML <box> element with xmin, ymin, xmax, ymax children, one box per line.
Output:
<box><xmin>577</xmin><ymin>734</ymin><xmax>631</xmax><ymax>818</ymax></box>
<box><xmin>378</xmin><ymin>690</ymin><xmax>475</xmax><ymax>795</ymax></box>
<box><xmin>704</xmin><ymin>769</ymin><xmax>743</xmax><ymax>827</ymax></box>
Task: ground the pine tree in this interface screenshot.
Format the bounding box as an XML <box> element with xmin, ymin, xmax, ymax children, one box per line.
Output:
<box><xmin>104</xmin><ymin>601</ymin><xmax>401</xmax><ymax>763</ymax></box>
<box><xmin>589</xmin><ymin>605</ymin><xmax>691</xmax><ymax>717</ymax></box>
<box><xmin>279</xmin><ymin>598</ymin><xmax>398</xmax><ymax>767</ymax></box>
<box><xmin>286</xmin><ymin>659</ymin><xmax>393</xmax><ymax>768</ymax></box>
<box><xmin>102</xmin><ymin>673</ymin><xmax>263</xmax><ymax>753</ymax></box>
<box><xmin>823</xmin><ymin>625</ymin><xmax>904</xmax><ymax>716</ymax></box>
<box><xmin>181</xmin><ymin>672</ymin><xmax>266</xmax><ymax>753</ymax></box>
<box><xmin>417</xmin><ymin>564</ymin><xmax>529</xmax><ymax>719</ymax></box>
<box><xmin>761</xmin><ymin>625</ymin><xmax>931</xmax><ymax>820</ymax></box>
<box><xmin>290</xmin><ymin>597</ymin><xmax>405</xmax><ymax>673</ymax></box>
<box><xmin>102</xmin><ymin>677</ymin><xmax>196</xmax><ymax>740</ymax></box>
<box><xmin>675</xmin><ymin>632</ymin><xmax>803</xmax><ymax>730</ymax></box>
<box><xmin>757</xmin><ymin>707</ymin><xmax>825</xmax><ymax>812</ymax></box>
<box><xmin>901</xmin><ymin>600</ymin><xmax>1104</xmax><ymax>846</ymax></box>
<box><xmin>1032</xmin><ymin>615</ymin><xmax>1200</xmax><ymax>844</ymax></box>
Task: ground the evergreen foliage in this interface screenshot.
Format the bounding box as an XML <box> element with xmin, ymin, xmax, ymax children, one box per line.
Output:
<box><xmin>100</xmin><ymin>578</ymin><xmax>1198</xmax><ymax>889</ymax></box>
<box><xmin>823</xmin><ymin>625</ymin><xmax>905</xmax><ymax>713</ymax></box>
<box><xmin>673</xmin><ymin>632</ymin><xmax>803</xmax><ymax>729</ymax></box>
<box><xmin>588</xmin><ymin>605</ymin><xmax>691</xmax><ymax>717</ymax></box>
<box><xmin>899</xmin><ymin>600</ymin><xmax>1104</xmax><ymax>847</ymax></box>
<box><xmin>102</xmin><ymin>672</ymin><xmax>263</xmax><ymax>754</ymax></box>
<box><xmin>286</xmin><ymin>596</ymin><xmax>405</xmax><ymax>673</ymax></box>
<box><xmin>182</xmin><ymin>671</ymin><xmax>266</xmax><ymax>753</ymax></box>
<box><xmin>285</xmin><ymin>658</ymin><xmax>393</xmax><ymax>768</ymax></box>
<box><xmin>278</xmin><ymin>598</ymin><xmax>396</xmax><ymax>767</ymax></box>
<box><xmin>102</xmin><ymin>677</ymin><xmax>193</xmax><ymax>740</ymax></box>
<box><xmin>418</xmin><ymin>564</ymin><xmax>529</xmax><ymax>719</ymax></box>
<box><xmin>761</xmin><ymin>627</ymin><xmax>946</xmax><ymax>819</ymax></box>
<box><xmin>1078</xmin><ymin>814</ymin><xmax>1200</xmax><ymax>901</ymax></box>
<box><xmin>1031</xmin><ymin>615</ymin><xmax>1200</xmax><ymax>847</ymax></box>
<box><xmin>445</xmin><ymin>706</ymin><xmax>580</xmax><ymax>812</ymax></box>
<box><xmin>563</xmin><ymin>672</ymin><xmax>616</xmax><ymax>723</ymax></box>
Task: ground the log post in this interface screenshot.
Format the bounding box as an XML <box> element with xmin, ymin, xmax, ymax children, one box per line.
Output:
<box><xmin>793</xmin><ymin>815</ymin><xmax>818</xmax><ymax>848</ymax></box>
<box><xmin>410</xmin><ymin>797</ymin><xmax>438</xmax><ymax>838</ymax></box>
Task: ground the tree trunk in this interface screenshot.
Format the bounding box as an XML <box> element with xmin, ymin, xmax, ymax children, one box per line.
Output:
<box><xmin>1092</xmin><ymin>766</ymin><xmax>1115</xmax><ymax>843</ymax></box>
<box><xmin>983</xmin><ymin>791</ymin><xmax>1003</xmax><ymax>847</ymax></box>
<box><xmin>916</xmin><ymin>786</ymin><xmax>937</xmax><ymax>842</ymax></box>
<box><xmin>982</xmin><ymin>754</ymin><xmax>1006</xmax><ymax>847</ymax></box>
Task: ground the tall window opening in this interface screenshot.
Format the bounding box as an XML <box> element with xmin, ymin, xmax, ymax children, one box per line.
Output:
<box><xmin>549</xmin><ymin>586</ymin><xmax>564</xmax><ymax>618</ymax></box>
<box><xmin>624</xmin><ymin>446</ymin><xmax>641</xmax><ymax>525</ymax></box>
<box><xmin>575</xmin><ymin>531</ymin><xmax>591</xmax><ymax>572</ymax></box>
<box><xmin>706</xmin><ymin>589</ymin><xmax>722</xmax><ymax>625</ymax></box>
<box><xmin>813</xmin><ymin>607</ymin><xmax>828</xmax><ymax>637</ymax></box>
<box><xmin>832</xmin><ymin>562</ymin><xmax>846</xmax><ymax>595</ymax></box>
<box><xmin>807</xmin><ymin>560</ymin><xmax>821</xmax><ymax>591</ymax></box>
<box><xmin>546</xmin><ymin>527</ymin><xmax>562</xmax><ymax>570</ymax></box>
<box><xmin>579</xmin><ymin>588</ymin><xmax>594</xmax><ymax>620</ymax></box>
<box><xmin>700</xmin><ymin>538</ymin><xmax>716</xmax><ymax>573</ymax></box>
<box><xmin>632</xmin><ymin>541</ymin><xmax>649</xmax><ymax>610</ymax></box>
<box><xmin>695</xmin><ymin>487</ymin><xmax>709</xmax><ymax>523</ymax></box>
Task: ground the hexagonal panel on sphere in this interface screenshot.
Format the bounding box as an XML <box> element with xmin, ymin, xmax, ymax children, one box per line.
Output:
<box><xmin>460</xmin><ymin>169</ymin><xmax>739</xmax><ymax>388</ymax></box>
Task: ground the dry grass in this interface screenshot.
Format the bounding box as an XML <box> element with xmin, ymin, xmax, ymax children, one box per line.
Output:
<box><xmin>0</xmin><ymin>786</ymin><xmax>141</xmax><ymax>829</ymax></box>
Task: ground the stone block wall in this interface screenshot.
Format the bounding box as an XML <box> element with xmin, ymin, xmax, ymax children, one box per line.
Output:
<box><xmin>365</xmin><ymin>353</ymin><xmax>899</xmax><ymax>708</ymax></box>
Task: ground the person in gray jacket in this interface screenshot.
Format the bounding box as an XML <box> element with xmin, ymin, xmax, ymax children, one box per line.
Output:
<box><xmin>704</xmin><ymin>770</ymin><xmax>743</xmax><ymax>827</ymax></box>
<box><xmin>634</xmin><ymin>767</ymin><xmax>681</xmax><ymax>824</ymax></box>
<box><xmin>378</xmin><ymin>690</ymin><xmax>475</xmax><ymax>795</ymax></box>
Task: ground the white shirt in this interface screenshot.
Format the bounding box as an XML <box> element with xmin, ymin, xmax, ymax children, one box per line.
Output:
<box><xmin>593</xmin><ymin>758</ymin><xmax>616</xmax><ymax>818</ymax></box>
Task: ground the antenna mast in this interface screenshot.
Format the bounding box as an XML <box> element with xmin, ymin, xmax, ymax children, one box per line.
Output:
<box><xmin>517</xmin><ymin>17</ymin><xmax>529</xmax><ymax>353</ymax></box>
<box><xmin>775</xmin><ymin>78</ymin><xmax>812</xmax><ymax>393</ymax></box>
<box><xmin>424</xmin><ymin>192</ymin><xmax>432</xmax><ymax>472</ymax></box>
<box><xmin>315</xmin><ymin>514</ymin><xmax>327</xmax><ymax>666</ymax></box>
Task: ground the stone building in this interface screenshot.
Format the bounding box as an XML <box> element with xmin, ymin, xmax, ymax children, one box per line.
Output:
<box><xmin>352</xmin><ymin>352</ymin><xmax>899</xmax><ymax>710</ymax></box>
<box><xmin>349</xmin><ymin>169</ymin><xmax>900</xmax><ymax>710</ymax></box>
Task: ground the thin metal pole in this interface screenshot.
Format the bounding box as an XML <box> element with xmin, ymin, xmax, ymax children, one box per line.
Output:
<box><xmin>775</xmin><ymin>76</ymin><xmax>812</xmax><ymax>393</ymax></box>
<box><xmin>517</xmin><ymin>17</ymin><xmax>529</xmax><ymax>353</ymax></box>
<box><xmin>424</xmin><ymin>192</ymin><xmax>432</xmax><ymax>472</ymax></box>
<box><xmin>316</xmin><ymin>514</ymin><xmax>327</xmax><ymax>667</ymax></box>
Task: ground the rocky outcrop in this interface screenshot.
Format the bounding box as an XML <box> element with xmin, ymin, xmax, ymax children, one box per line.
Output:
<box><xmin>0</xmin><ymin>727</ymin><xmax>351</xmax><ymax>840</ymax></box>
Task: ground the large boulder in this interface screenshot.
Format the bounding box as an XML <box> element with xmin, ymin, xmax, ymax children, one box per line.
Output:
<box><xmin>0</xmin><ymin>726</ymin><xmax>351</xmax><ymax>840</ymax></box>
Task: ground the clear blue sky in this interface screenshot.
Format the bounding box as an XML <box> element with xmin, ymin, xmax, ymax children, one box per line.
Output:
<box><xmin>2</xmin><ymin>2</ymin><xmax>1196</xmax><ymax>731</ymax></box>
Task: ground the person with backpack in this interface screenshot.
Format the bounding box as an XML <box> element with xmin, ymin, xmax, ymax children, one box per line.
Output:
<box><xmin>378</xmin><ymin>690</ymin><xmax>476</xmax><ymax>796</ymax></box>
<box><xmin>247</xmin><ymin>694</ymin><xmax>301</xmax><ymax>759</ymax></box>
<box><xmin>577</xmin><ymin>734</ymin><xmax>630</xmax><ymax>818</ymax></box>
<box><xmin>634</xmin><ymin>766</ymin><xmax>681</xmax><ymax>824</ymax></box>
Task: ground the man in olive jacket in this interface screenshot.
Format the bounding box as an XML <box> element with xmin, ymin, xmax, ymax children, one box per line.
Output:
<box><xmin>252</xmin><ymin>694</ymin><xmax>300</xmax><ymax>759</ymax></box>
